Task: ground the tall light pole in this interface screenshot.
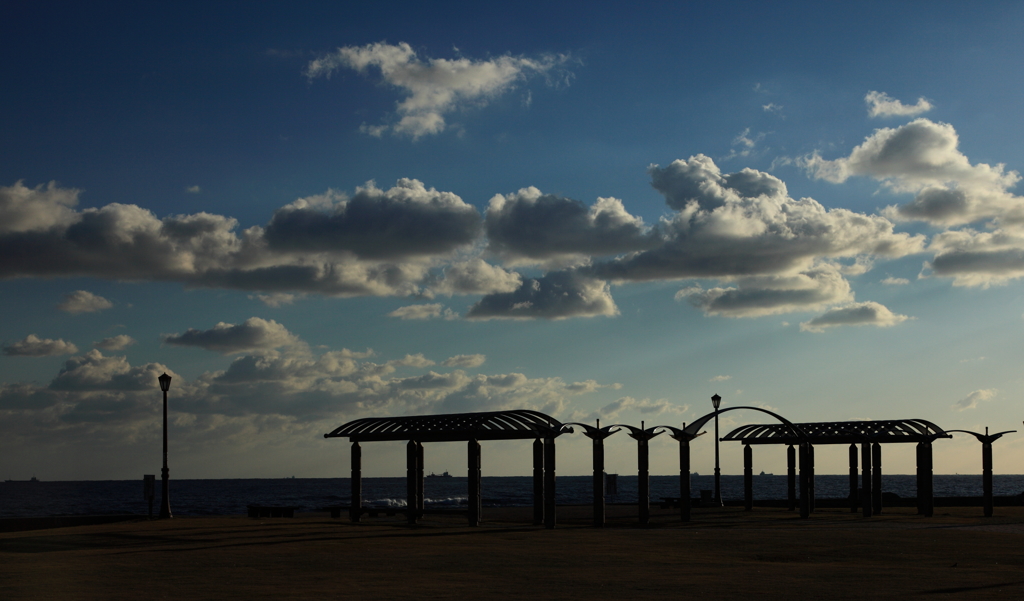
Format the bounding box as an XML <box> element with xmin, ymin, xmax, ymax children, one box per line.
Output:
<box><xmin>158</xmin><ymin>372</ymin><xmax>173</xmax><ymax>519</ymax></box>
<box><xmin>712</xmin><ymin>393</ymin><xmax>723</xmax><ymax>506</ymax></box>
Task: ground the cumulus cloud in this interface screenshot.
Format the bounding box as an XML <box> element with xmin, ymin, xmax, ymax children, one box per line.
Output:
<box><xmin>57</xmin><ymin>290</ymin><xmax>113</xmax><ymax>314</ymax></box>
<box><xmin>677</xmin><ymin>264</ymin><xmax>854</xmax><ymax>318</ymax></box>
<box><xmin>952</xmin><ymin>388</ymin><xmax>997</xmax><ymax>411</ymax></box>
<box><xmin>251</xmin><ymin>293</ymin><xmax>298</xmax><ymax>307</ymax></box>
<box><xmin>801</xmin><ymin>119</ymin><xmax>1023</xmax><ymax>227</ymax></box>
<box><xmin>263</xmin><ymin>179</ymin><xmax>481</xmax><ymax>259</ymax></box>
<box><xmin>162</xmin><ymin>317</ymin><xmax>302</xmax><ymax>355</ymax></box>
<box><xmin>442</xmin><ymin>354</ymin><xmax>486</xmax><ymax>368</ymax></box>
<box><xmin>0</xmin><ymin>178</ymin><xmax>483</xmax><ymax>299</ymax></box>
<box><xmin>485</xmin><ymin>187</ymin><xmax>655</xmax><ymax>265</ymax></box>
<box><xmin>467</xmin><ymin>270</ymin><xmax>618</xmax><ymax>320</ymax></box>
<box><xmin>426</xmin><ymin>259</ymin><xmax>522</xmax><ymax>296</ymax></box>
<box><xmin>0</xmin><ymin>180</ymin><xmax>80</xmax><ymax>234</ymax></box>
<box><xmin>591</xmin><ymin>155</ymin><xmax>923</xmax><ymax>290</ymax></box>
<box><xmin>3</xmin><ymin>334</ymin><xmax>79</xmax><ymax>357</ymax></box>
<box><xmin>305</xmin><ymin>41</ymin><xmax>572</xmax><ymax>139</ymax></box>
<box><xmin>925</xmin><ymin>228</ymin><xmax>1024</xmax><ymax>287</ymax></box>
<box><xmin>880</xmin><ymin>277</ymin><xmax>909</xmax><ymax>285</ymax></box>
<box><xmin>865</xmin><ymin>91</ymin><xmax>933</xmax><ymax>118</ymax></box>
<box><xmin>94</xmin><ymin>335</ymin><xmax>136</xmax><ymax>351</ymax></box>
<box><xmin>387</xmin><ymin>303</ymin><xmax>457</xmax><ymax>320</ymax></box>
<box><xmin>799</xmin><ymin>301</ymin><xmax>910</xmax><ymax>333</ymax></box>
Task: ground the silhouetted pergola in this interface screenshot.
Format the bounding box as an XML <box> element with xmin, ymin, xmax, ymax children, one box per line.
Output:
<box><xmin>722</xmin><ymin>419</ymin><xmax>951</xmax><ymax>516</ymax></box>
<box><xmin>324</xmin><ymin>410</ymin><xmax>572</xmax><ymax>528</ymax></box>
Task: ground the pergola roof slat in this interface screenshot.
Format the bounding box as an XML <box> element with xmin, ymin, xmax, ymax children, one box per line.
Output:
<box><xmin>324</xmin><ymin>409</ymin><xmax>568</xmax><ymax>442</ymax></box>
<box><xmin>723</xmin><ymin>419</ymin><xmax>950</xmax><ymax>445</ymax></box>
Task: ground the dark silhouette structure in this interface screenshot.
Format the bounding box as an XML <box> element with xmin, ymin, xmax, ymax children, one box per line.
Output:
<box><xmin>324</xmin><ymin>410</ymin><xmax>571</xmax><ymax>528</ymax></box>
<box><xmin>946</xmin><ymin>427</ymin><xmax>1016</xmax><ymax>517</ymax></box>
<box><xmin>564</xmin><ymin>420</ymin><xmax>619</xmax><ymax>527</ymax></box>
<box><xmin>157</xmin><ymin>373</ymin><xmax>172</xmax><ymax>519</ymax></box>
<box><xmin>722</xmin><ymin>419</ymin><xmax>950</xmax><ymax>517</ymax></box>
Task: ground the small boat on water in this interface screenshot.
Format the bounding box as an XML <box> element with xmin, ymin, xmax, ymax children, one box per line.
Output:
<box><xmin>427</xmin><ymin>471</ymin><xmax>452</xmax><ymax>478</ymax></box>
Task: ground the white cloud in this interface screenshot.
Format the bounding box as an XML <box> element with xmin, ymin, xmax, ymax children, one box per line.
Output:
<box><xmin>442</xmin><ymin>354</ymin><xmax>486</xmax><ymax>368</ymax></box>
<box><xmin>677</xmin><ymin>264</ymin><xmax>854</xmax><ymax>318</ymax></box>
<box><xmin>306</xmin><ymin>41</ymin><xmax>572</xmax><ymax>139</ymax></box>
<box><xmin>467</xmin><ymin>270</ymin><xmax>618</xmax><ymax>320</ymax></box>
<box><xmin>162</xmin><ymin>317</ymin><xmax>303</xmax><ymax>355</ymax></box>
<box><xmin>801</xmin><ymin>119</ymin><xmax>1022</xmax><ymax>227</ymax></box>
<box><xmin>865</xmin><ymin>91</ymin><xmax>933</xmax><ymax>118</ymax></box>
<box><xmin>484</xmin><ymin>188</ymin><xmax>655</xmax><ymax>266</ymax></box>
<box><xmin>0</xmin><ymin>180</ymin><xmax>80</xmax><ymax>234</ymax></box>
<box><xmin>709</xmin><ymin>375</ymin><xmax>732</xmax><ymax>382</ymax></box>
<box><xmin>185</xmin><ymin>185</ymin><xmax>201</xmax><ymax>194</ymax></box>
<box><xmin>952</xmin><ymin>388</ymin><xmax>997</xmax><ymax>411</ymax></box>
<box><xmin>762</xmin><ymin>103</ymin><xmax>782</xmax><ymax>113</ymax></box>
<box><xmin>93</xmin><ymin>335</ymin><xmax>136</xmax><ymax>351</ymax></box>
<box><xmin>880</xmin><ymin>276</ymin><xmax>909</xmax><ymax>285</ymax></box>
<box><xmin>426</xmin><ymin>259</ymin><xmax>522</xmax><ymax>296</ymax></box>
<box><xmin>799</xmin><ymin>301</ymin><xmax>910</xmax><ymax>333</ymax></box>
<box><xmin>57</xmin><ymin>290</ymin><xmax>113</xmax><ymax>314</ymax></box>
<box><xmin>3</xmin><ymin>334</ymin><xmax>79</xmax><ymax>357</ymax></box>
<box><xmin>387</xmin><ymin>303</ymin><xmax>457</xmax><ymax>320</ymax></box>
<box><xmin>925</xmin><ymin>228</ymin><xmax>1024</xmax><ymax>287</ymax></box>
<box><xmin>251</xmin><ymin>293</ymin><xmax>298</xmax><ymax>307</ymax></box>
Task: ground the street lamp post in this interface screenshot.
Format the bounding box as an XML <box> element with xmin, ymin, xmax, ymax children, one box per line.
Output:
<box><xmin>158</xmin><ymin>372</ymin><xmax>173</xmax><ymax>519</ymax></box>
<box><xmin>712</xmin><ymin>393</ymin><xmax>723</xmax><ymax>506</ymax></box>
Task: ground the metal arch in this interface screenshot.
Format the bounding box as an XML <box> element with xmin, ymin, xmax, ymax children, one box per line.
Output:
<box><xmin>324</xmin><ymin>409</ymin><xmax>571</xmax><ymax>442</ymax></box>
<box><xmin>681</xmin><ymin>406</ymin><xmax>806</xmax><ymax>441</ymax></box>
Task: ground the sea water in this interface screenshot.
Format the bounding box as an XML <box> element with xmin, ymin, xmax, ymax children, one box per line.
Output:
<box><xmin>3</xmin><ymin>474</ymin><xmax>1023</xmax><ymax>518</ymax></box>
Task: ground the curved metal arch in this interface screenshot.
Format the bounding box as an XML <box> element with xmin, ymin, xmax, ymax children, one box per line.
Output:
<box><xmin>681</xmin><ymin>406</ymin><xmax>806</xmax><ymax>441</ymax></box>
<box><xmin>564</xmin><ymin>422</ymin><xmax>620</xmax><ymax>440</ymax></box>
<box><xmin>725</xmin><ymin>418</ymin><xmax>950</xmax><ymax>445</ymax></box>
<box><xmin>324</xmin><ymin>409</ymin><xmax>571</xmax><ymax>442</ymax></box>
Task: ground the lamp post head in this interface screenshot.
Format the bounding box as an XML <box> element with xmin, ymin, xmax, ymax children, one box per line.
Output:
<box><xmin>711</xmin><ymin>393</ymin><xmax>721</xmax><ymax>410</ymax></box>
<box><xmin>158</xmin><ymin>373</ymin><xmax>172</xmax><ymax>392</ymax></box>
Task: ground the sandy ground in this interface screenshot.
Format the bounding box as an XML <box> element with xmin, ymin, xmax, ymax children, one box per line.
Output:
<box><xmin>2</xmin><ymin>504</ymin><xmax>1023</xmax><ymax>600</ymax></box>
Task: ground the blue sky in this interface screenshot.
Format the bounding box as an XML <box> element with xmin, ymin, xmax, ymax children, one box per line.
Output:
<box><xmin>3</xmin><ymin>1</ymin><xmax>1024</xmax><ymax>480</ymax></box>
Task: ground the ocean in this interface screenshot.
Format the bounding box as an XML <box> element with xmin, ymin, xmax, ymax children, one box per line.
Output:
<box><xmin>3</xmin><ymin>474</ymin><xmax>1023</xmax><ymax>518</ymax></box>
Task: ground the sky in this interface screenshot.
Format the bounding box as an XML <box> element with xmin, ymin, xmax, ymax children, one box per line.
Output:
<box><xmin>3</xmin><ymin>1</ymin><xmax>1024</xmax><ymax>481</ymax></box>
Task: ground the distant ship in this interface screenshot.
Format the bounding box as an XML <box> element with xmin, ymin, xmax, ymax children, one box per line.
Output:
<box><xmin>427</xmin><ymin>471</ymin><xmax>452</xmax><ymax>478</ymax></box>
<box><xmin>4</xmin><ymin>477</ymin><xmax>39</xmax><ymax>483</ymax></box>
<box><xmin>759</xmin><ymin>471</ymin><xmax>773</xmax><ymax>476</ymax></box>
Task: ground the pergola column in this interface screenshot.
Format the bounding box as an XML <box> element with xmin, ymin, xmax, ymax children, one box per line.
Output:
<box><xmin>798</xmin><ymin>443</ymin><xmax>809</xmax><ymax>519</ymax></box>
<box><xmin>593</xmin><ymin>435</ymin><xmax>605</xmax><ymax>527</ymax></box>
<box><xmin>638</xmin><ymin>437</ymin><xmax>650</xmax><ymax>525</ymax></box>
<box><xmin>922</xmin><ymin>442</ymin><xmax>934</xmax><ymax>517</ymax></box>
<box><xmin>743</xmin><ymin>444</ymin><xmax>753</xmax><ymax>511</ymax></box>
<box><xmin>533</xmin><ymin>438</ymin><xmax>544</xmax><ymax>525</ymax></box>
<box><xmin>680</xmin><ymin>438</ymin><xmax>691</xmax><ymax>522</ymax></box>
<box><xmin>544</xmin><ymin>437</ymin><xmax>556</xmax><ymax>529</ymax></box>
<box><xmin>872</xmin><ymin>442</ymin><xmax>882</xmax><ymax>515</ymax></box>
<box><xmin>983</xmin><ymin>441</ymin><xmax>994</xmax><ymax>517</ymax></box>
<box><xmin>406</xmin><ymin>440</ymin><xmax>419</xmax><ymax>525</ymax></box>
<box><xmin>787</xmin><ymin>445</ymin><xmax>796</xmax><ymax>512</ymax></box>
<box><xmin>848</xmin><ymin>443</ymin><xmax>858</xmax><ymax>513</ymax></box>
<box><xmin>350</xmin><ymin>441</ymin><xmax>362</xmax><ymax>523</ymax></box>
<box><xmin>468</xmin><ymin>439</ymin><xmax>481</xmax><ymax>526</ymax></box>
<box><xmin>416</xmin><ymin>442</ymin><xmax>424</xmax><ymax>514</ymax></box>
<box><xmin>807</xmin><ymin>444</ymin><xmax>816</xmax><ymax>513</ymax></box>
<box><xmin>861</xmin><ymin>442</ymin><xmax>872</xmax><ymax>518</ymax></box>
<box><xmin>916</xmin><ymin>442</ymin><xmax>924</xmax><ymax>515</ymax></box>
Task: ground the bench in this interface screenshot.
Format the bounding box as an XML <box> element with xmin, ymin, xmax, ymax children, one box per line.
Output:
<box><xmin>247</xmin><ymin>505</ymin><xmax>298</xmax><ymax>518</ymax></box>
